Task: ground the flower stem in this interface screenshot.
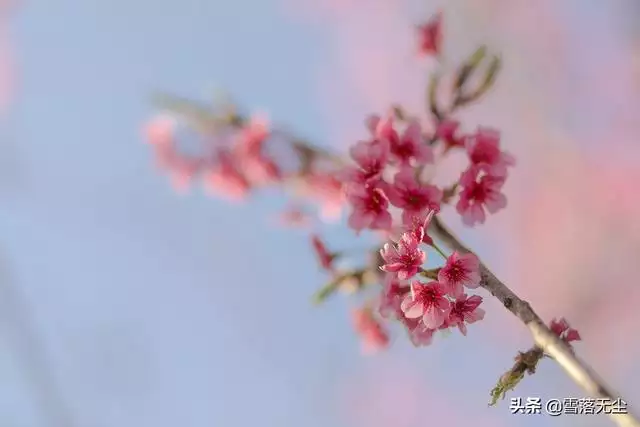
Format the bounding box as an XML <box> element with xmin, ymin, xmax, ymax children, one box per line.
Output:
<box><xmin>430</xmin><ymin>242</ymin><xmax>448</xmax><ymax>259</ymax></box>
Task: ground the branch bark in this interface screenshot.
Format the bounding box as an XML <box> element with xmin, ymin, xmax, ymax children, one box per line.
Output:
<box><xmin>429</xmin><ymin>215</ymin><xmax>640</xmax><ymax>427</ymax></box>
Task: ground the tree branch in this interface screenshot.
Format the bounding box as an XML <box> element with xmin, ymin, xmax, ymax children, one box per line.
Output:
<box><xmin>429</xmin><ymin>215</ymin><xmax>640</xmax><ymax>427</ymax></box>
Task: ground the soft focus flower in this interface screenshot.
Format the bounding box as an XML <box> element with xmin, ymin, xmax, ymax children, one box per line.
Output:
<box><xmin>386</xmin><ymin>169</ymin><xmax>442</xmax><ymax>226</ymax></box>
<box><xmin>445</xmin><ymin>294</ymin><xmax>485</xmax><ymax>336</ymax></box>
<box><xmin>380</xmin><ymin>230</ymin><xmax>426</xmax><ymax>280</ymax></box>
<box><xmin>379</xmin><ymin>274</ymin><xmax>410</xmax><ymax>318</ymax></box>
<box><xmin>143</xmin><ymin>115</ymin><xmax>208</xmax><ymax>191</ymax></box>
<box><xmin>311</xmin><ymin>234</ymin><xmax>336</xmax><ymax>272</ymax></box>
<box><xmin>549</xmin><ymin>318</ymin><xmax>581</xmax><ymax>343</ymax></box>
<box><xmin>234</xmin><ymin>115</ymin><xmax>270</xmax><ymax>156</ymax></box>
<box><xmin>401</xmin><ymin>281</ymin><xmax>450</xmax><ymax>329</ymax></box>
<box><xmin>436</xmin><ymin>119</ymin><xmax>465</xmax><ymax>152</ymax></box>
<box><xmin>298</xmin><ymin>172</ymin><xmax>345</xmax><ymax>221</ymax></box>
<box><xmin>346</xmin><ymin>184</ymin><xmax>392</xmax><ymax>233</ymax></box>
<box><xmin>465</xmin><ymin>127</ymin><xmax>515</xmax><ymax>178</ymax></box>
<box><xmin>352</xmin><ymin>307</ymin><xmax>390</xmax><ymax>354</ymax></box>
<box><xmin>341</xmin><ymin>137</ymin><xmax>390</xmax><ymax>185</ymax></box>
<box><xmin>203</xmin><ymin>150</ymin><xmax>251</xmax><ymax>201</ymax></box>
<box><xmin>168</xmin><ymin>157</ymin><xmax>202</xmax><ymax>193</ymax></box>
<box><xmin>416</xmin><ymin>11</ymin><xmax>442</xmax><ymax>57</ymax></box>
<box><xmin>456</xmin><ymin>164</ymin><xmax>507</xmax><ymax>226</ymax></box>
<box><xmin>438</xmin><ymin>251</ymin><xmax>481</xmax><ymax>297</ymax></box>
<box><xmin>239</xmin><ymin>154</ymin><xmax>282</xmax><ymax>186</ymax></box>
<box><xmin>373</xmin><ymin>116</ymin><xmax>433</xmax><ymax>167</ymax></box>
<box><xmin>406</xmin><ymin>319</ymin><xmax>435</xmax><ymax>347</ymax></box>
<box><xmin>234</xmin><ymin>117</ymin><xmax>282</xmax><ymax>185</ymax></box>
<box><xmin>144</xmin><ymin>114</ymin><xmax>176</xmax><ymax>146</ymax></box>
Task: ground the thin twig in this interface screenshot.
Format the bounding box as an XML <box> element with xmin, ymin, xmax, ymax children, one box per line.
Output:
<box><xmin>429</xmin><ymin>215</ymin><xmax>640</xmax><ymax>427</ymax></box>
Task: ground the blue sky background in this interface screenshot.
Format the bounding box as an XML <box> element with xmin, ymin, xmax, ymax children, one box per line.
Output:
<box><xmin>0</xmin><ymin>1</ymin><xmax>638</xmax><ymax>426</ymax></box>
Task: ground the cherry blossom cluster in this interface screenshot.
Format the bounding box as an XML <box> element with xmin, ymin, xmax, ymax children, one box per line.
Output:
<box><xmin>378</xmin><ymin>221</ymin><xmax>485</xmax><ymax>347</ymax></box>
<box><xmin>143</xmin><ymin>109</ymin><xmax>345</xmax><ymax>222</ymax></box>
<box><xmin>143</xmin><ymin>12</ymin><xmax>579</xmax><ymax>359</ymax></box>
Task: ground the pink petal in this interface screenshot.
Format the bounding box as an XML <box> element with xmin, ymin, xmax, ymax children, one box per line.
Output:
<box><xmin>465</xmin><ymin>307</ymin><xmax>485</xmax><ymax>323</ymax></box>
<box><xmin>401</xmin><ymin>298</ymin><xmax>425</xmax><ymax>319</ymax></box>
<box><xmin>485</xmin><ymin>192</ymin><xmax>507</xmax><ymax>213</ymax></box>
<box><xmin>422</xmin><ymin>305</ymin><xmax>445</xmax><ymax>329</ymax></box>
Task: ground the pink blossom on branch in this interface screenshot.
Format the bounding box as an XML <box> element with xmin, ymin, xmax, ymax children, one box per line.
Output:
<box><xmin>378</xmin><ymin>274</ymin><xmax>410</xmax><ymax>319</ymax></box>
<box><xmin>456</xmin><ymin>164</ymin><xmax>508</xmax><ymax>226</ymax></box>
<box><xmin>379</xmin><ymin>230</ymin><xmax>425</xmax><ymax>280</ymax></box>
<box><xmin>401</xmin><ymin>281</ymin><xmax>450</xmax><ymax>329</ymax></box>
<box><xmin>438</xmin><ymin>251</ymin><xmax>481</xmax><ymax>297</ymax></box>
<box><xmin>549</xmin><ymin>318</ymin><xmax>581</xmax><ymax>344</ymax></box>
<box><xmin>203</xmin><ymin>150</ymin><xmax>251</xmax><ymax>201</ymax></box>
<box><xmin>340</xmin><ymin>137</ymin><xmax>390</xmax><ymax>185</ymax></box>
<box><xmin>436</xmin><ymin>119</ymin><xmax>466</xmax><ymax>152</ymax></box>
<box><xmin>371</xmin><ymin>115</ymin><xmax>434</xmax><ymax>167</ymax></box>
<box><xmin>346</xmin><ymin>183</ymin><xmax>392</xmax><ymax>233</ymax></box>
<box><xmin>386</xmin><ymin>168</ymin><xmax>442</xmax><ymax>227</ymax></box>
<box><xmin>465</xmin><ymin>127</ymin><xmax>515</xmax><ymax>178</ymax></box>
<box><xmin>445</xmin><ymin>294</ymin><xmax>485</xmax><ymax>336</ymax></box>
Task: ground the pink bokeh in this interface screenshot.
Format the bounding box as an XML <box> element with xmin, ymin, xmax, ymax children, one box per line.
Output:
<box><xmin>337</xmin><ymin>357</ymin><xmax>506</xmax><ymax>427</ymax></box>
<box><xmin>0</xmin><ymin>0</ymin><xmax>15</xmax><ymax>114</ymax></box>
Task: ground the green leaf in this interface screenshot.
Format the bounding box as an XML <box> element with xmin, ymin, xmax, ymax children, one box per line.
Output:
<box><xmin>427</xmin><ymin>73</ymin><xmax>443</xmax><ymax>121</ymax></box>
<box><xmin>456</xmin><ymin>55</ymin><xmax>502</xmax><ymax>106</ymax></box>
<box><xmin>454</xmin><ymin>45</ymin><xmax>487</xmax><ymax>91</ymax></box>
<box><xmin>312</xmin><ymin>276</ymin><xmax>344</xmax><ymax>305</ymax></box>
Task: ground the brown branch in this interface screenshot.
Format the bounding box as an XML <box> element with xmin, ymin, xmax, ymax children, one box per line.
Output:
<box><xmin>429</xmin><ymin>215</ymin><xmax>640</xmax><ymax>427</ymax></box>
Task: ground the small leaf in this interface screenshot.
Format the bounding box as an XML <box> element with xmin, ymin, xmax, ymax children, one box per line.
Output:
<box><xmin>456</xmin><ymin>55</ymin><xmax>502</xmax><ymax>106</ymax></box>
<box><xmin>477</xmin><ymin>55</ymin><xmax>502</xmax><ymax>96</ymax></box>
<box><xmin>312</xmin><ymin>274</ymin><xmax>346</xmax><ymax>305</ymax></box>
<box><xmin>454</xmin><ymin>45</ymin><xmax>487</xmax><ymax>91</ymax></box>
<box><xmin>427</xmin><ymin>73</ymin><xmax>443</xmax><ymax>121</ymax></box>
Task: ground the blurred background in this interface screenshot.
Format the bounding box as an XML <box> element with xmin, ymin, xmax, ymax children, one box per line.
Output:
<box><xmin>1</xmin><ymin>0</ymin><xmax>639</xmax><ymax>426</ymax></box>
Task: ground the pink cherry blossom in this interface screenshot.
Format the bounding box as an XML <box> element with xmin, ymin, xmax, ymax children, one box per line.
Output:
<box><xmin>203</xmin><ymin>150</ymin><xmax>251</xmax><ymax>201</ymax></box>
<box><xmin>401</xmin><ymin>281</ymin><xmax>450</xmax><ymax>329</ymax></box>
<box><xmin>416</xmin><ymin>11</ymin><xmax>442</xmax><ymax>57</ymax></box>
<box><xmin>406</xmin><ymin>319</ymin><xmax>436</xmax><ymax>347</ymax></box>
<box><xmin>311</xmin><ymin>234</ymin><xmax>335</xmax><ymax>272</ymax></box>
<box><xmin>234</xmin><ymin>117</ymin><xmax>282</xmax><ymax>185</ymax></box>
<box><xmin>465</xmin><ymin>127</ymin><xmax>515</xmax><ymax>178</ymax></box>
<box><xmin>352</xmin><ymin>307</ymin><xmax>390</xmax><ymax>354</ymax></box>
<box><xmin>168</xmin><ymin>157</ymin><xmax>203</xmax><ymax>193</ymax></box>
<box><xmin>407</xmin><ymin>210</ymin><xmax>435</xmax><ymax>246</ymax></box>
<box><xmin>386</xmin><ymin>169</ymin><xmax>442</xmax><ymax>226</ymax></box>
<box><xmin>144</xmin><ymin>114</ymin><xmax>176</xmax><ymax>146</ymax></box>
<box><xmin>373</xmin><ymin>116</ymin><xmax>433</xmax><ymax>167</ymax></box>
<box><xmin>341</xmin><ymin>137</ymin><xmax>390</xmax><ymax>185</ymax></box>
<box><xmin>240</xmin><ymin>155</ymin><xmax>282</xmax><ymax>185</ymax></box>
<box><xmin>346</xmin><ymin>184</ymin><xmax>392</xmax><ymax>233</ymax></box>
<box><xmin>235</xmin><ymin>115</ymin><xmax>269</xmax><ymax>156</ymax></box>
<box><xmin>455</xmin><ymin>165</ymin><xmax>507</xmax><ymax>226</ymax></box>
<box><xmin>445</xmin><ymin>294</ymin><xmax>485</xmax><ymax>336</ymax></box>
<box><xmin>380</xmin><ymin>230</ymin><xmax>426</xmax><ymax>280</ymax></box>
<box><xmin>379</xmin><ymin>275</ymin><xmax>411</xmax><ymax>319</ymax></box>
<box><xmin>436</xmin><ymin>119</ymin><xmax>465</xmax><ymax>152</ymax></box>
<box><xmin>549</xmin><ymin>318</ymin><xmax>581</xmax><ymax>343</ymax></box>
<box><xmin>438</xmin><ymin>251</ymin><xmax>481</xmax><ymax>297</ymax></box>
